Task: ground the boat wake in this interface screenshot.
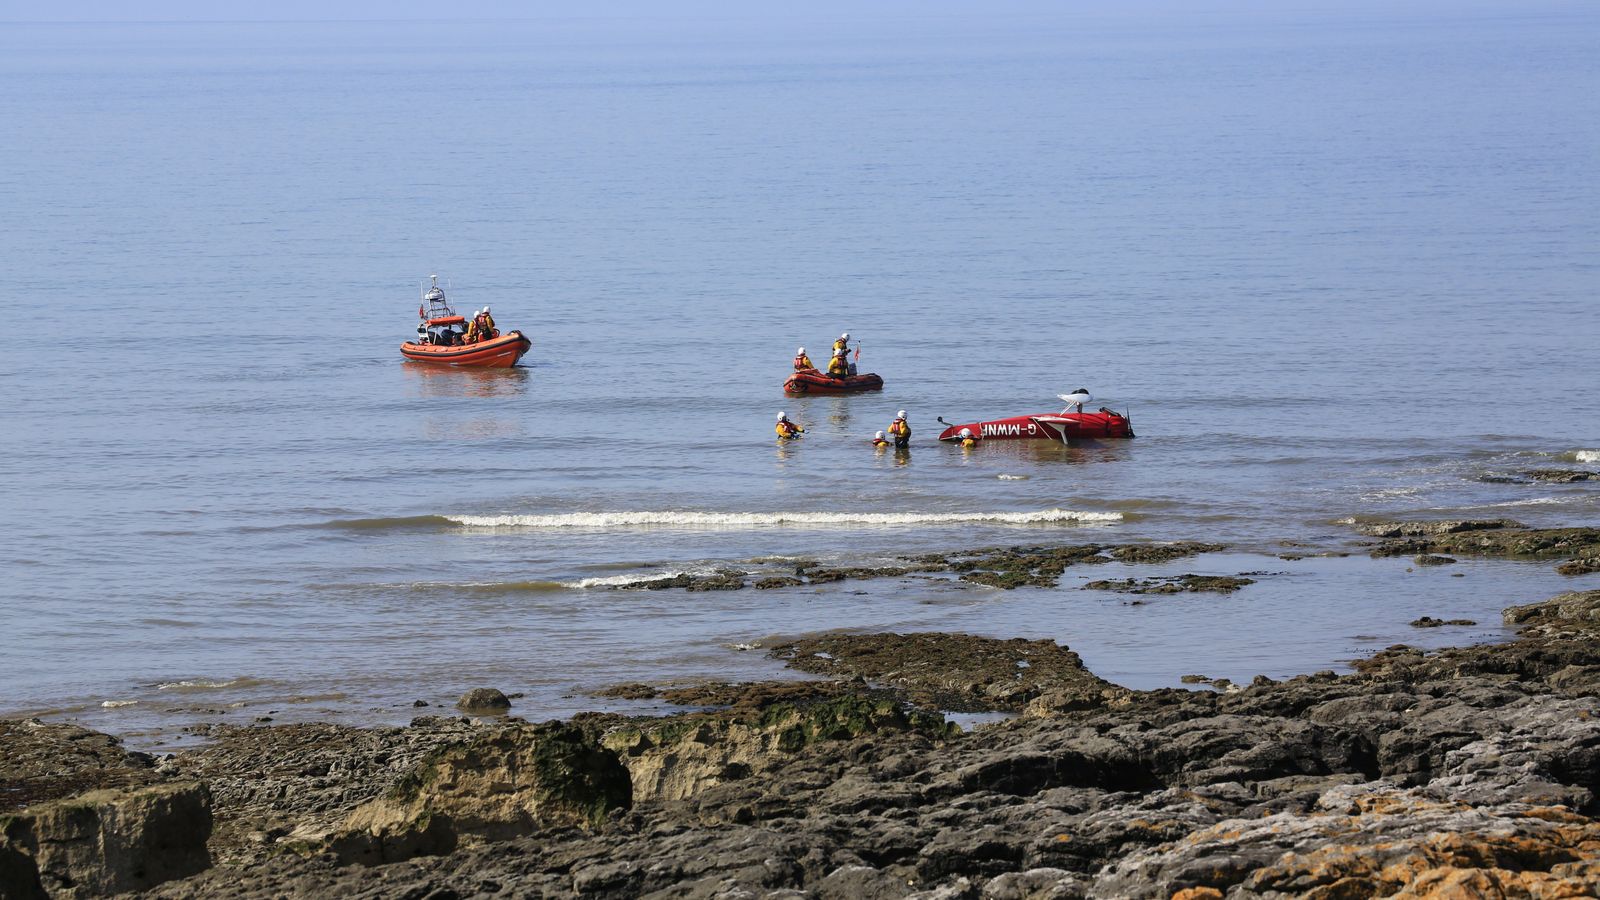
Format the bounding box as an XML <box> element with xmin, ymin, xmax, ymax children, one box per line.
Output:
<box><xmin>443</xmin><ymin>509</ymin><xmax>1123</xmax><ymax>530</ymax></box>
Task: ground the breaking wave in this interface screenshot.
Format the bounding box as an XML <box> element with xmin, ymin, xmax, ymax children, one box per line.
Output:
<box><xmin>444</xmin><ymin>509</ymin><xmax>1123</xmax><ymax>530</ymax></box>
<box><xmin>564</xmin><ymin>570</ymin><xmax>709</xmax><ymax>589</ymax></box>
<box><xmin>1574</xmin><ymin>450</ymin><xmax>1600</xmax><ymax>463</ymax></box>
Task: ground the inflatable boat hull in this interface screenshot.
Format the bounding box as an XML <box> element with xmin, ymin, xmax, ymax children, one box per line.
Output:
<box><xmin>783</xmin><ymin>370</ymin><xmax>885</xmax><ymax>394</ymax></box>
<box><xmin>400</xmin><ymin>331</ymin><xmax>531</xmax><ymax>368</ymax></box>
<box><xmin>938</xmin><ymin>410</ymin><xmax>1133</xmax><ymax>442</ymax></box>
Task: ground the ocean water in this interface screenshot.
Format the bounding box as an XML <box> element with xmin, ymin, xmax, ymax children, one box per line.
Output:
<box><xmin>3</xmin><ymin>8</ymin><xmax>1598</xmax><ymax>745</ymax></box>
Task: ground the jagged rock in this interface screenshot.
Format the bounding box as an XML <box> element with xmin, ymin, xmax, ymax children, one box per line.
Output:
<box><xmin>0</xmin><ymin>720</ymin><xmax>161</xmax><ymax>813</ymax></box>
<box><xmin>327</xmin><ymin>722</ymin><xmax>630</xmax><ymax>864</ymax></box>
<box><xmin>455</xmin><ymin>688</ymin><xmax>511</xmax><ymax>711</ymax></box>
<box><xmin>0</xmin><ymin>782</ymin><xmax>211</xmax><ymax>897</ymax></box>
<box><xmin>602</xmin><ymin>692</ymin><xmax>949</xmax><ymax>802</ymax></box>
<box><xmin>1093</xmin><ymin>787</ymin><xmax>1600</xmax><ymax>898</ymax></box>
<box><xmin>1409</xmin><ymin>616</ymin><xmax>1475</xmax><ymax>627</ymax></box>
<box><xmin>1413</xmin><ymin>554</ymin><xmax>1456</xmax><ymax>566</ymax></box>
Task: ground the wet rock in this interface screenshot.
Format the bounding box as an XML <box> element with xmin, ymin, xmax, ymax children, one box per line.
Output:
<box><xmin>1413</xmin><ymin>554</ymin><xmax>1456</xmax><ymax>566</ymax></box>
<box><xmin>0</xmin><ymin>781</ymin><xmax>212</xmax><ymax>897</ymax></box>
<box><xmin>593</xmin><ymin>682</ymin><xmax>658</xmax><ymax>700</ymax></box>
<box><xmin>1409</xmin><ymin>616</ymin><xmax>1477</xmax><ymax>627</ymax></box>
<box><xmin>755</xmin><ymin>576</ymin><xmax>804</xmax><ymax>589</ymax></box>
<box><xmin>1361</xmin><ymin>523</ymin><xmax>1600</xmax><ymax>574</ymax></box>
<box><xmin>803</xmin><ymin>567</ymin><xmax>911</xmax><ymax>584</ymax></box>
<box><xmin>947</xmin><ymin>545</ymin><xmax>1111</xmax><ymax>589</ymax></box>
<box><xmin>455</xmin><ymin>688</ymin><xmax>511</xmax><ymax>712</ymax></box>
<box><xmin>1353</xmin><ymin>519</ymin><xmax>1523</xmax><ymax>538</ymax></box>
<box><xmin>1557</xmin><ymin>556</ymin><xmax>1600</xmax><ymax>576</ymax></box>
<box><xmin>686</xmin><ymin>571</ymin><xmax>748</xmax><ymax>591</ymax></box>
<box><xmin>1106</xmin><ymin>542</ymin><xmax>1226</xmax><ymax>564</ymax></box>
<box><xmin>770</xmin><ymin>633</ymin><xmax>1126</xmax><ymax>713</ymax></box>
<box><xmin>1526</xmin><ymin>468</ymin><xmax>1599</xmax><ymax>483</ymax></box>
<box><xmin>1083</xmin><ymin>575</ymin><xmax>1254</xmax><ymax>595</ymax></box>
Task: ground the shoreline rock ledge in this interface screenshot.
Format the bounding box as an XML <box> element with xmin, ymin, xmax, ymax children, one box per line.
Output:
<box><xmin>3</xmin><ymin>591</ymin><xmax>1600</xmax><ymax>897</ymax></box>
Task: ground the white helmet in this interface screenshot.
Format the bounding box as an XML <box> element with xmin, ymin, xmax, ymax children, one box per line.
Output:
<box><xmin>797</xmin><ymin>347</ymin><xmax>805</xmax><ymax>355</ymax></box>
<box><xmin>875</xmin><ymin>431</ymin><xmax>885</xmax><ymax>439</ymax></box>
<box><xmin>897</xmin><ymin>410</ymin><xmax>906</xmax><ymax>418</ymax></box>
<box><xmin>482</xmin><ymin>305</ymin><xmax>490</xmax><ymax>312</ymax></box>
<box><xmin>841</xmin><ymin>332</ymin><xmax>850</xmax><ymax>339</ymax></box>
<box><xmin>960</xmin><ymin>428</ymin><xmax>972</xmax><ymax>438</ymax></box>
<box><xmin>777</xmin><ymin>412</ymin><xmax>788</xmax><ymax>421</ymax></box>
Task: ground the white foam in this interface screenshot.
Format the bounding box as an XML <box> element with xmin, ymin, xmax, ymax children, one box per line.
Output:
<box><xmin>997</xmin><ymin>474</ymin><xmax>1030</xmax><ymax>481</ymax></box>
<box><xmin>100</xmin><ymin>699</ymin><xmax>138</xmax><ymax>709</ymax></box>
<box><xmin>157</xmin><ymin>678</ymin><xmax>244</xmax><ymax>692</ymax></box>
<box><xmin>449</xmin><ymin>508</ymin><xmax>1121</xmax><ymax>530</ymax></box>
<box><xmin>1576</xmin><ymin>450</ymin><xmax>1599</xmax><ymax>463</ymax></box>
<box><xmin>565</xmin><ymin>570</ymin><xmax>704</xmax><ymax>589</ymax></box>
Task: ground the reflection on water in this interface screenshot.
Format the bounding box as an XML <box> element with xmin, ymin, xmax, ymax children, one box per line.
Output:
<box><xmin>403</xmin><ymin>364</ymin><xmax>532</xmax><ymax>399</ymax></box>
<box><xmin>422</xmin><ymin>417</ymin><xmax>525</xmax><ymax>440</ymax></box>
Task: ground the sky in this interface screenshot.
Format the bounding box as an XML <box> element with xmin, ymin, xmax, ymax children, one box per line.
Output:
<box><xmin>3</xmin><ymin>0</ymin><xmax>1593</xmax><ymax>22</ymax></box>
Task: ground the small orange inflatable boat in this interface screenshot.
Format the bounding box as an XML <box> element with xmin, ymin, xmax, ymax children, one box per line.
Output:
<box><xmin>400</xmin><ymin>276</ymin><xmax>531</xmax><ymax>368</ymax></box>
<box><xmin>784</xmin><ymin>370</ymin><xmax>885</xmax><ymax>394</ymax></box>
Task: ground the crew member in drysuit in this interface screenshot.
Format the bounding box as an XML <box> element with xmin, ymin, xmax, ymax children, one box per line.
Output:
<box><xmin>776</xmin><ymin>412</ymin><xmax>805</xmax><ymax>439</ymax></box>
<box><xmin>833</xmin><ymin>332</ymin><xmax>850</xmax><ymax>355</ymax></box>
<box><xmin>827</xmin><ymin>349</ymin><xmax>850</xmax><ymax>379</ymax></box>
<box><xmin>793</xmin><ymin>347</ymin><xmax>814</xmax><ymax>371</ymax></box>
<box><xmin>872</xmin><ymin>430</ymin><xmax>891</xmax><ymax>449</ymax></box>
<box><xmin>958</xmin><ymin>428</ymin><xmax>979</xmax><ymax>449</ymax></box>
<box><xmin>479</xmin><ymin>306</ymin><xmax>496</xmax><ymax>338</ymax></box>
<box><xmin>887</xmin><ymin>410</ymin><xmax>911</xmax><ymax>449</ymax></box>
<box><xmin>463</xmin><ymin>309</ymin><xmax>481</xmax><ymax>343</ymax></box>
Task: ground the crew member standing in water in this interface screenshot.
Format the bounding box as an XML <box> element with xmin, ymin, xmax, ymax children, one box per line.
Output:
<box><xmin>793</xmin><ymin>347</ymin><xmax>813</xmax><ymax>371</ymax></box>
<box><xmin>776</xmin><ymin>412</ymin><xmax>805</xmax><ymax>439</ymax></box>
<box><xmin>888</xmin><ymin>410</ymin><xmax>911</xmax><ymax>449</ymax></box>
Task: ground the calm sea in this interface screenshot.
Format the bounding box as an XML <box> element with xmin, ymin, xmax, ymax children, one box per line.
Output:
<box><xmin>3</xmin><ymin>7</ymin><xmax>1597</xmax><ymax>745</ymax></box>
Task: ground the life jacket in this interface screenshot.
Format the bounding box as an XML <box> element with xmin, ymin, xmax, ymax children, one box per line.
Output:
<box><xmin>872</xmin><ymin>438</ymin><xmax>890</xmax><ymax>447</ymax></box>
<box><xmin>794</xmin><ymin>354</ymin><xmax>813</xmax><ymax>371</ymax></box>
<box><xmin>464</xmin><ymin>320</ymin><xmax>479</xmax><ymax>342</ymax></box>
<box><xmin>828</xmin><ymin>357</ymin><xmax>849</xmax><ymax>376</ymax></box>
<box><xmin>833</xmin><ymin>338</ymin><xmax>849</xmax><ymax>354</ymax></box>
<box><xmin>776</xmin><ymin>421</ymin><xmax>801</xmax><ymax>438</ymax></box>
<box><xmin>888</xmin><ymin>419</ymin><xmax>908</xmax><ymax>437</ymax></box>
<box><xmin>961</xmin><ymin>437</ymin><xmax>977</xmax><ymax>448</ymax></box>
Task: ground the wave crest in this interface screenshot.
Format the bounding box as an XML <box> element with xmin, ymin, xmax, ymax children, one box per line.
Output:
<box><xmin>445</xmin><ymin>509</ymin><xmax>1122</xmax><ymax>530</ymax></box>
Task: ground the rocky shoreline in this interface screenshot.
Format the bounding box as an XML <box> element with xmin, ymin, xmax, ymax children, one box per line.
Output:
<box><xmin>4</xmin><ymin>523</ymin><xmax>1600</xmax><ymax>898</ymax></box>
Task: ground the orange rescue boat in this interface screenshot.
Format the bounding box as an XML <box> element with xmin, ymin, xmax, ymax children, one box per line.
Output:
<box><xmin>400</xmin><ymin>276</ymin><xmax>531</xmax><ymax>368</ymax></box>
